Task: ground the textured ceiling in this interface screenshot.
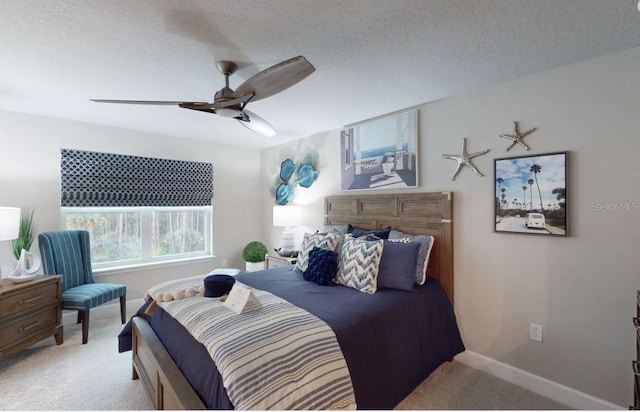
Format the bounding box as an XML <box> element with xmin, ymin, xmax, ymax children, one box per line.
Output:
<box><xmin>1</xmin><ymin>0</ymin><xmax>640</xmax><ymax>149</ymax></box>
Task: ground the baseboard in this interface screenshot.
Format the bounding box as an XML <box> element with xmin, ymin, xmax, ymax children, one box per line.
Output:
<box><xmin>456</xmin><ymin>351</ymin><xmax>623</xmax><ymax>410</ymax></box>
<box><xmin>61</xmin><ymin>298</ymin><xmax>146</xmax><ymax>326</ymax></box>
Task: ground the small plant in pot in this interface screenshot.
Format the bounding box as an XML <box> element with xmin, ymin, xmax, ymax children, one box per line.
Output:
<box><xmin>242</xmin><ymin>241</ymin><xmax>268</xmax><ymax>272</ymax></box>
<box><xmin>11</xmin><ymin>207</ymin><xmax>36</xmax><ymax>260</ymax></box>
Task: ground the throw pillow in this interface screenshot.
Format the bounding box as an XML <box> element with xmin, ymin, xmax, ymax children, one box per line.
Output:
<box><xmin>335</xmin><ymin>235</ymin><xmax>384</xmax><ymax>294</ymax></box>
<box><xmin>323</xmin><ymin>225</ymin><xmax>348</xmax><ymax>255</ymax></box>
<box><xmin>303</xmin><ymin>247</ymin><xmax>339</xmax><ymax>286</ymax></box>
<box><xmin>388</xmin><ymin>229</ymin><xmax>434</xmax><ymax>285</ymax></box>
<box><xmin>376</xmin><ymin>240</ymin><xmax>421</xmax><ymax>291</ymax></box>
<box><xmin>294</xmin><ymin>231</ymin><xmax>340</xmax><ymax>273</ymax></box>
<box><xmin>346</xmin><ymin>224</ymin><xmax>391</xmax><ymax>239</ymax></box>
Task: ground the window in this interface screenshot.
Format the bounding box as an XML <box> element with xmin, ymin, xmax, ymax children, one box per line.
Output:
<box><xmin>62</xmin><ymin>206</ymin><xmax>212</xmax><ymax>269</ymax></box>
<box><xmin>60</xmin><ymin>149</ymin><xmax>214</xmax><ymax>270</ymax></box>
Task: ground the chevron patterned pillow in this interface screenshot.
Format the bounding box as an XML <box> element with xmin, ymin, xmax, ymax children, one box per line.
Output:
<box><xmin>294</xmin><ymin>231</ymin><xmax>340</xmax><ymax>273</ymax></box>
<box><xmin>335</xmin><ymin>235</ymin><xmax>384</xmax><ymax>294</ymax></box>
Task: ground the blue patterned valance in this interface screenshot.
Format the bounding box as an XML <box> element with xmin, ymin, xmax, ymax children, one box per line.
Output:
<box><xmin>61</xmin><ymin>149</ymin><xmax>213</xmax><ymax>207</ymax></box>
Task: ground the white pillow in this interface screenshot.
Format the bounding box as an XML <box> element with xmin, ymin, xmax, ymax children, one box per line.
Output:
<box><xmin>294</xmin><ymin>232</ymin><xmax>340</xmax><ymax>273</ymax></box>
<box><xmin>334</xmin><ymin>235</ymin><xmax>384</xmax><ymax>294</ymax></box>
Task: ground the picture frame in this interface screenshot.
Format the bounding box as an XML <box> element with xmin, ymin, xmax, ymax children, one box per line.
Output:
<box><xmin>494</xmin><ymin>151</ymin><xmax>568</xmax><ymax>236</ymax></box>
<box><xmin>340</xmin><ymin>110</ymin><xmax>418</xmax><ymax>191</ymax></box>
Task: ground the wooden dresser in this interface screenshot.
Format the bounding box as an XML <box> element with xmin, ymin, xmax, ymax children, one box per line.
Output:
<box><xmin>0</xmin><ymin>275</ymin><xmax>63</xmax><ymax>361</ymax></box>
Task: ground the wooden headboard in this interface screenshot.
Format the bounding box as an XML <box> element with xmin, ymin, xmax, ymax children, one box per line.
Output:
<box><xmin>324</xmin><ymin>192</ymin><xmax>454</xmax><ymax>304</ymax></box>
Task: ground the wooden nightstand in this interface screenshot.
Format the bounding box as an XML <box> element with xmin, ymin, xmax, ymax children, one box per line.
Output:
<box><xmin>0</xmin><ymin>275</ymin><xmax>63</xmax><ymax>360</ymax></box>
<box><xmin>266</xmin><ymin>254</ymin><xmax>297</xmax><ymax>269</ymax></box>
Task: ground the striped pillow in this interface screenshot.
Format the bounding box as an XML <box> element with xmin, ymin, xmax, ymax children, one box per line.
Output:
<box><xmin>335</xmin><ymin>235</ymin><xmax>384</xmax><ymax>294</ymax></box>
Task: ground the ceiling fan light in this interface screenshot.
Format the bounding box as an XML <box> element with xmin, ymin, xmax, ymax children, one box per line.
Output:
<box><xmin>238</xmin><ymin>110</ymin><xmax>277</xmax><ymax>137</ymax></box>
<box><xmin>247</xmin><ymin>121</ymin><xmax>277</xmax><ymax>137</ymax></box>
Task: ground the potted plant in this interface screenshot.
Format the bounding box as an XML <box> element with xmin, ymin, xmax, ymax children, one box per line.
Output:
<box><xmin>11</xmin><ymin>207</ymin><xmax>36</xmax><ymax>260</ymax></box>
<box><xmin>242</xmin><ymin>241</ymin><xmax>268</xmax><ymax>272</ymax></box>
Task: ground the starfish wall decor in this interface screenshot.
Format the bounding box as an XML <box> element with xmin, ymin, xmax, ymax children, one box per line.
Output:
<box><xmin>442</xmin><ymin>137</ymin><xmax>490</xmax><ymax>181</ymax></box>
<box><xmin>499</xmin><ymin>121</ymin><xmax>537</xmax><ymax>151</ymax></box>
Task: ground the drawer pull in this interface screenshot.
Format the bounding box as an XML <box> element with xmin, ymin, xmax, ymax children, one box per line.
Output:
<box><xmin>20</xmin><ymin>295</ymin><xmax>43</xmax><ymax>305</ymax></box>
<box><xmin>20</xmin><ymin>320</ymin><xmax>43</xmax><ymax>332</ymax></box>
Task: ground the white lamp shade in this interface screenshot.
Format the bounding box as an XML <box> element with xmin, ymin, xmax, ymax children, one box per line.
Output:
<box><xmin>0</xmin><ymin>207</ymin><xmax>20</xmax><ymax>241</ymax></box>
<box><xmin>273</xmin><ymin>205</ymin><xmax>302</xmax><ymax>228</ymax></box>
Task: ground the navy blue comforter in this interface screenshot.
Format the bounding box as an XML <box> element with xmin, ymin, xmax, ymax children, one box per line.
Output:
<box><xmin>119</xmin><ymin>267</ymin><xmax>464</xmax><ymax>409</ymax></box>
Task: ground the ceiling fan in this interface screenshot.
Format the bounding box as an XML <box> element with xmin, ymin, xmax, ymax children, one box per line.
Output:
<box><xmin>90</xmin><ymin>55</ymin><xmax>315</xmax><ymax>137</ymax></box>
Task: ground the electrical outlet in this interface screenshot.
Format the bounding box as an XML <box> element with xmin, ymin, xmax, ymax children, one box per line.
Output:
<box><xmin>530</xmin><ymin>323</ymin><xmax>543</xmax><ymax>342</ymax></box>
<box><xmin>222</xmin><ymin>259</ymin><xmax>227</xmax><ymax>267</ymax></box>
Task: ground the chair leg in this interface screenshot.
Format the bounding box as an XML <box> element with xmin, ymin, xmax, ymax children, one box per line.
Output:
<box><xmin>77</xmin><ymin>311</ymin><xmax>82</xmax><ymax>324</ymax></box>
<box><xmin>120</xmin><ymin>295</ymin><xmax>126</xmax><ymax>324</ymax></box>
<box><xmin>79</xmin><ymin>310</ymin><xmax>90</xmax><ymax>344</ymax></box>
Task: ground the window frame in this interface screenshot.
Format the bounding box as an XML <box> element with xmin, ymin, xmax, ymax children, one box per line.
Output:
<box><xmin>60</xmin><ymin>205</ymin><xmax>213</xmax><ymax>271</ymax></box>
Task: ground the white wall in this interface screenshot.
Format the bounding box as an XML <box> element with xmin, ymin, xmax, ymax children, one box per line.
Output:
<box><xmin>1</xmin><ymin>45</ymin><xmax>637</xmax><ymax>408</ymax></box>
<box><xmin>260</xmin><ymin>47</ymin><xmax>640</xmax><ymax>407</ymax></box>
<box><xmin>0</xmin><ymin>111</ymin><xmax>262</xmax><ymax>299</ymax></box>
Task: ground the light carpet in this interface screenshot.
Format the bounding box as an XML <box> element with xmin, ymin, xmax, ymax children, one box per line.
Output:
<box><xmin>0</xmin><ymin>310</ymin><xmax>570</xmax><ymax>410</ymax></box>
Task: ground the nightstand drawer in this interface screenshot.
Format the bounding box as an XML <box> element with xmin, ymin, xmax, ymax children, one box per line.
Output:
<box><xmin>0</xmin><ymin>306</ymin><xmax>59</xmax><ymax>349</ymax></box>
<box><xmin>0</xmin><ymin>282</ymin><xmax>58</xmax><ymax>321</ymax></box>
<box><xmin>266</xmin><ymin>255</ymin><xmax>297</xmax><ymax>269</ymax></box>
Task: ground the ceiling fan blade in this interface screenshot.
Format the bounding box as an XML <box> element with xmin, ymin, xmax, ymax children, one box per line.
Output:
<box><xmin>90</xmin><ymin>99</ymin><xmax>209</xmax><ymax>105</ymax></box>
<box><xmin>237</xmin><ymin>110</ymin><xmax>276</xmax><ymax>137</ymax></box>
<box><xmin>234</xmin><ymin>56</ymin><xmax>315</xmax><ymax>102</ymax></box>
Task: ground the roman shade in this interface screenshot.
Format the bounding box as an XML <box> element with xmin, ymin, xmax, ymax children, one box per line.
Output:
<box><xmin>61</xmin><ymin>149</ymin><xmax>213</xmax><ymax>207</ymax></box>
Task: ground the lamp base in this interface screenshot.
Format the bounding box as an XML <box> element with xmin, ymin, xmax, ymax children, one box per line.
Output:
<box><xmin>277</xmin><ymin>229</ymin><xmax>296</xmax><ymax>256</ymax></box>
<box><xmin>274</xmin><ymin>248</ymin><xmax>297</xmax><ymax>258</ymax></box>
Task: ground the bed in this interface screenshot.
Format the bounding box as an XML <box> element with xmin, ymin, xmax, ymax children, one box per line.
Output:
<box><xmin>118</xmin><ymin>192</ymin><xmax>463</xmax><ymax>409</ymax></box>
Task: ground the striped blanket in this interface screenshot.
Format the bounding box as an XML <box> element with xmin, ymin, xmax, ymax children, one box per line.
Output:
<box><xmin>145</xmin><ymin>275</ymin><xmax>356</xmax><ymax>410</ymax></box>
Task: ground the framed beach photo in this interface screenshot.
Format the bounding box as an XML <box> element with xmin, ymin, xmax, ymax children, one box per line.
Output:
<box><xmin>494</xmin><ymin>151</ymin><xmax>568</xmax><ymax>236</ymax></box>
<box><xmin>339</xmin><ymin>110</ymin><xmax>418</xmax><ymax>191</ymax></box>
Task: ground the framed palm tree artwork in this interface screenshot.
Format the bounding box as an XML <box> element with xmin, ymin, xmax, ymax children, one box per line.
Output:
<box><xmin>494</xmin><ymin>151</ymin><xmax>568</xmax><ymax>236</ymax></box>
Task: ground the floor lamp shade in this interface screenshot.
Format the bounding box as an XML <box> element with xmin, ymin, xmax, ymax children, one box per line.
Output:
<box><xmin>273</xmin><ymin>206</ymin><xmax>302</xmax><ymax>253</ymax></box>
<box><xmin>0</xmin><ymin>207</ymin><xmax>20</xmax><ymax>241</ymax></box>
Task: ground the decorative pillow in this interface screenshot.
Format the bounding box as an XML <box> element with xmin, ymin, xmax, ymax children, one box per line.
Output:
<box><xmin>387</xmin><ymin>237</ymin><xmax>412</xmax><ymax>244</ymax></box>
<box><xmin>303</xmin><ymin>247</ymin><xmax>339</xmax><ymax>286</ymax></box>
<box><xmin>347</xmin><ymin>224</ymin><xmax>391</xmax><ymax>239</ymax></box>
<box><xmin>322</xmin><ymin>225</ymin><xmax>348</xmax><ymax>235</ymax></box>
<box><xmin>323</xmin><ymin>225</ymin><xmax>348</xmax><ymax>255</ymax></box>
<box><xmin>203</xmin><ymin>274</ymin><xmax>236</xmax><ymax>297</ymax></box>
<box><xmin>389</xmin><ymin>229</ymin><xmax>434</xmax><ymax>285</ymax></box>
<box><xmin>294</xmin><ymin>231</ymin><xmax>339</xmax><ymax>273</ymax></box>
<box><xmin>335</xmin><ymin>236</ymin><xmax>384</xmax><ymax>294</ymax></box>
<box><xmin>376</xmin><ymin>240</ymin><xmax>421</xmax><ymax>291</ymax></box>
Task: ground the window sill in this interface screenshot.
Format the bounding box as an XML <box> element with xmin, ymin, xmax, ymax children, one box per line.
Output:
<box><xmin>93</xmin><ymin>255</ymin><xmax>216</xmax><ymax>277</ymax></box>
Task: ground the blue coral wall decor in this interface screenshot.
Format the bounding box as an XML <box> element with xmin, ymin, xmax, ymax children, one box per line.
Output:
<box><xmin>272</xmin><ymin>154</ymin><xmax>319</xmax><ymax>205</ymax></box>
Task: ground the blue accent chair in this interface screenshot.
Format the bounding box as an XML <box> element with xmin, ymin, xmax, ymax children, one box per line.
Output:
<box><xmin>38</xmin><ymin>230</ymin><xmax>127</xmax><ymax>344</ymax></box>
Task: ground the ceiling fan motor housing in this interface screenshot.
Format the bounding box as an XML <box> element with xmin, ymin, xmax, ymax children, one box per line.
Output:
<box><xmin>214</xmin><ymin>86</ymin><xmax>242</xmax><ymax>117</ymax></box>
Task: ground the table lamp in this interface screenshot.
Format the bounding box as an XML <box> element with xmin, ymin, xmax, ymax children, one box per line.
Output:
<box><xmin>0</xmin><ymin>207</ymin><xmax>21</xmax><ymax>283</ymax></box>
<box><xmin>273</xmin><ymin>205</ymin><xmax>302</xmax><ymax>256</ymax></box>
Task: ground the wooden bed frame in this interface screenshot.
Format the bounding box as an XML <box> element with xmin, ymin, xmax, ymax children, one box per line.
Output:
<box><xmin>131</xmin><ymin>192</ymin><xmax>454</xmax><ymax>409</ymax></box>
